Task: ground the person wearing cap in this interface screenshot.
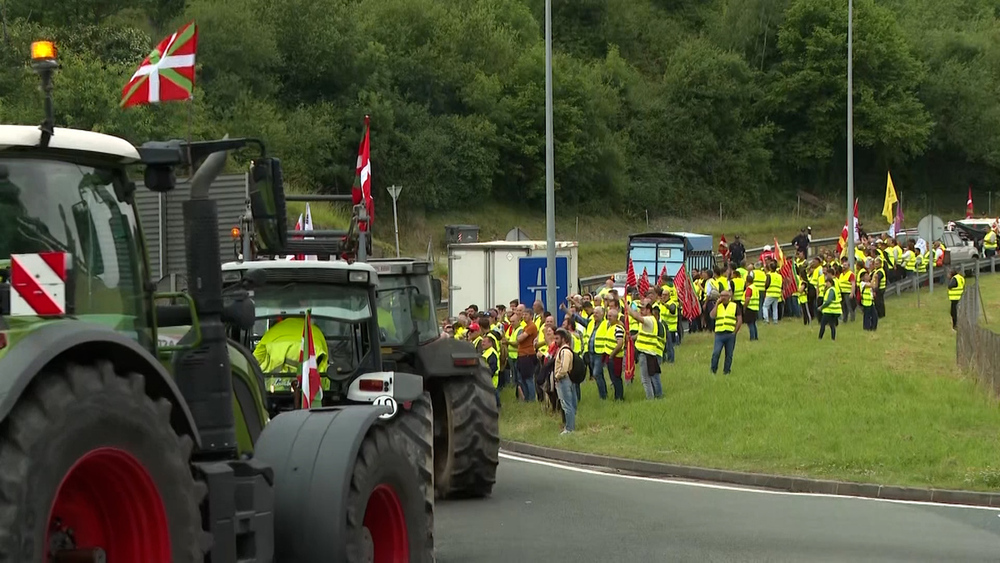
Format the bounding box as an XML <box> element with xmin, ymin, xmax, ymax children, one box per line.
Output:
<box><xmin>729</xmin><ymin>235</ymin><xmax>746</xmax><ymax>266</ymax></box>
<box><xmin>467</xmin><ymin>323</ymin><xmax>482</xmax><ymax>349</ymax></box>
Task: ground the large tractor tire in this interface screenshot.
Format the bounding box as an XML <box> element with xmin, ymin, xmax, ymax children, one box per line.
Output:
<box><xmin>384</xmin><ymin>391</ymin><xmax>435</xmax><ymax>556</ymax></box>
<box><xmin>432</xmin><ymin>364</ymin><xmax>500</xmax><ymax>499</ymax></box>
<box><xmin>256</xmin><ymin>406</ymin><xmax>433</xmax><ymax>563</ymax></box>
<box><xmin>0</xmin><ymin>361</ymin><xmax>204</xmax><ymax>562</ymax></box>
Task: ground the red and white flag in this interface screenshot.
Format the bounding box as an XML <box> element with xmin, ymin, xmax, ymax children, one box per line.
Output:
<box><xmin>121</xmin><ymin>22</ymin><xmax>198</xmax><ymax>107</ymax></box>
<box><xmin>836</xmin><ymin>199</ymin><xmax>859</xmax><ymax>255</ymax></box>
<box><xmin>303</xmin><ymin>203</ymin><xmax>317</xmax><ymax>261</ymax></box>
<box><xmin>352</xmin><ymin>116</ymin><xmax>374</xmax><ymax>232</ymax></box>
<box><xmin>298</xmin><ymin>309</ymin><xmax>323</xmax><ymax>409</ymax></box>
<box><xmin>966</xmin><ymin>186</ymin><xmax>974</xmax><ymax>219</ymax></box>
<box><xmin>719</xmin><ymin>234</ymin><xmax>730</xmax><ymax>260</ymax></box>
<box><xmin>286</xmin><ymin>214</ymin><xmax>304</xmax><ymax>261</ymax></box>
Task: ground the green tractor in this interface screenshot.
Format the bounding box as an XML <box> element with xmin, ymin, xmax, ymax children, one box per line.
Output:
<box><xmin>230</xmin><ymin>191</ymin><xmax>499</xmax><ymax>500</ymax></box>
<box><xmin>0</xmin><ymin>41</ymin><xmax>431</xmax><ymax>562</ymax></box>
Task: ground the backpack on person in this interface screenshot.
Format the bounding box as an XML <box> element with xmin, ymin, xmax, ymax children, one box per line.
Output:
<box><xmin>568</xmin><ymin>347</ymin><xmax>587</xmax><ymax>384</ymax></box>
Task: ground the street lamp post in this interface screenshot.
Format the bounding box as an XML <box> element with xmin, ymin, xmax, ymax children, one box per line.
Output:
<box><xmin>846</xmin><ymin>0</ymin><xmax>856</xmax><ymax>272</ymax></box>
<box><xmin>544</xmin><ymin>0</ymin><xmax>557</xmax><ymax>313</ymax></box>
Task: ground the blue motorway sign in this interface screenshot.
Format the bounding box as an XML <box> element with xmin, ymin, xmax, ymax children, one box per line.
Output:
<box><xmin>518</xmin><ymin>256</ymin><xmax>568</xmax><ymax>308</ymax></box>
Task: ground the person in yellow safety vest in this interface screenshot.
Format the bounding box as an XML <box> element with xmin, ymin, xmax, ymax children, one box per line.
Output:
<box><xmin>604</xmin><ymin>307</ymin><xmax>626</xmax><ymax>401</ymax></box>
<box><xmin>798</xmin><ymin>278</ymin><xmax>811</xmax><ymax>326</ymax></box>
<box><xmin>709</xmin><ymin>290</ymin><xmax>741</xmax><ymax>375</ymax></box>
<box><xmin>917</xmin><ymin>247</ymin><xmax>930</xmax><ymax>274</ymax></box>
<box><xmin>453</xmin><ymin>316</ymin><xmax>468</xmax><ymax>340</ymax></box>
<box><xmin>730</xmin><ymin>268</ymin><xmax>746</xmax><ymax>317</ymax></box>
<box><xmin>627</xmin><ymin>301</ymin><xmax>664</xmax><ymax>400</ymax></box>
<box><xmin>581</xmin><ymin>306</ymin><xmax>609</xmax><ymax>400</ymax></box>
<box><xmin>468</xmin><ymin>322</ymin><xmax>483</xmax><ymax>350</ymax></box>
<box><xmin>948</xmin><ymin>268</ymin><xmax>966</xmax><ymax>330</ymax></box>
<box><xmin>532</xmin><ymin>300</ymin><xmax>545</xmax><ymax>330</ymax></box>
<box><xmin>560</xmin><ymin>314</ymin><xmax>585</xmax><ymax>401</ymax></box>
<box><xmin>859</xmin><ymin>271</ymin><xmax>877</xmax><ymax>331</ymax></box>
<box><xmin>595</xmin><ymin>278</ymin><xmax>615</xmax><ymax>301</ymax></box>
<box><xmin>837</xmin><ymin>263</ymin><xmax>856</xmax><ymax>323</ymax></box>
<box><xmin>762</xmin><ymin>264</ymin><xmax>783</xmax><ymax>325</ymax></box>
<box><xmin>751</xmin><ymin>265</ymin><xmax>767</xmax><ymax>315</ymax></box>
<box><xmin>871</xmin><ymin>257</ymin><xmax>887</xmax><ymax>320</ymax></box>
<box><xmin>253</xmin><ymin>316</ymin><xmax>331</xmax><ymax>394</ymax></box>
<box><xmin>743</xmin><ymin>279</ymin><xmax>760</xmax><ymax>341</ymax></box>
<box><xmin>506</xmin><ymin>316</ymin><xmax>526</xmax><ymax>399</ymax></box>
<box><xmin>901</xmin><ymin>241</ymin><xmax>917</xmax><ymax>278</ymax></box>
<box><xmin>984</xmin><ymin>227</ymin><xmax>998</xmax><ymax>258</ymax></box>
<box><xmin>657</xmin><ymin>292</ymin><xmax>677</xmax><ymax>363</ymax></box>
<box><xmin>818</xmin><ymin>276</ymin><xmax>842</xmax><ymax>341</ymax></box>
<box><xmin>377</xmin><ymin>303</ymin><xmax>397</xmax><ymax>341</ymax></box>
<box><xmin>479</xmin><ymin>333</ymin><xmax>501</xmax><ymax>409</ymax></box>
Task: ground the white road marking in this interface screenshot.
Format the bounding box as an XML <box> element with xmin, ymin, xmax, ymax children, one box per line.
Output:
<box><xmin>499</xmin><ymin>451</ymin><xmax>1000</xmax><ymax>512</ymax></box>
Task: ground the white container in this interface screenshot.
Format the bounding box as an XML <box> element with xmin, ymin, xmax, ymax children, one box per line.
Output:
<box><xmin>447</xmin><ymin>240</ymin><xmax>579</xmax><ymax>317</ymax></box>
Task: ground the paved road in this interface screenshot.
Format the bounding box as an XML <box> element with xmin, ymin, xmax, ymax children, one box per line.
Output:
<box><xmin>435</xmin><ymin>453</ymin><xmax>1000</xmax><ymax>562</ymax></box>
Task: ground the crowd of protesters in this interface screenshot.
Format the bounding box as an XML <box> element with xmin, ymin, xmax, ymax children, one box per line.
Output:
<box><xmin>440</xmin><ymin>226</ymin><xmax>987</xmax><ymax>435</ymax></box>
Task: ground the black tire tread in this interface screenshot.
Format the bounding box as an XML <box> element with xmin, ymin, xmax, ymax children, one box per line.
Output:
<box><xmin>439</xmin><ymin>365</ymin><xmax>500</xmax><ymax>499</ymax></box>
<box><xmin>387</xmin><ymin>392</ymin><xmax>435</xmax><ymax>560</ymax></box>
<box><xmin>0</xmin><ymin>361</ymin><xmax>203</xmax><ymax>562</ymax></box>
<box><xmin>346</xmin><ymin>421</ymin><xmax>434</xmax><ymax>563</ymax></box>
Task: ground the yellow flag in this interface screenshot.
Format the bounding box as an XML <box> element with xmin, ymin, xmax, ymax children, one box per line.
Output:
<box><xmin>883</xmin><ymin>172</ymin><xmax>898</xmax><ymax>224</ymax></box>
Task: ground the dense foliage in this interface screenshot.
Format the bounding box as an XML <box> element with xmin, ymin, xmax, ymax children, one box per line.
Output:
<box><xmin>2</xmin><ymin>0</ymin><xmax>998</xmax><ymax>215</ymax></box>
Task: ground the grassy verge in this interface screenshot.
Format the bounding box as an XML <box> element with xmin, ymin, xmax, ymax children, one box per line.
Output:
<box><xmin>499</xmin><ymin>275</ymin><xmax>1000</xmax><ymax>491</ymax></box>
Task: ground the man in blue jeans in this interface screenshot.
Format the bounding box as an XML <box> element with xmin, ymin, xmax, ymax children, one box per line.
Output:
<box><xmin>710</xmin><ymin>290</ymin><xmax>742</xmax><ymax>375</ymax></box>
<box><xmin>584</xmin><ymin>306</ymin><xmax>609</xmax><ymax>399</ymax></box>
<box><xmin>552</xmin><ymin>329</ymin><xmax>577</xmax><ymax>434</ymax></box>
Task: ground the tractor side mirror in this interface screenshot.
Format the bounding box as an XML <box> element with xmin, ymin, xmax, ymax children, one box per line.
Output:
<box><xmin>431</xmin><ymin>278</ymin><xmax>442</xmax><ymax>306</ymax></box>
<box><xmin>248</xmin><ymin>157</ymin><xmax>288</xmax><ymax>253</ymax></box>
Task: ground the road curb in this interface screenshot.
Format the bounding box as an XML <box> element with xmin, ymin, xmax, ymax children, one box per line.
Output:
<box><xmin>500</xmin><ymin>440</ymin><xmax>1000</xmax><ymax>508</ymax></box>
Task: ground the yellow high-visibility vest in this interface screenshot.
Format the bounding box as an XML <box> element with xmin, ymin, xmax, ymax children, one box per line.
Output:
<box><xmin>821</xmin><ymin>286</ymin><xmax>842</xmax><ymax>314</ymax></box>
<box><xmin>949</xmin><ymin>274</ymin><xmax>966</xmax><ymax>301</ymax></box>
<box><xmin>745</xmin><ymin>285</ymin><xmax>760</xmax><ymax>311</ymax></box>
<box><xmin>714</xmin><ymin>302</ymin><xmax>737</xmax><ymax>333</ymax></box>
<box><xmin>766</xmin><ymin>272</ymin><xmax>783</xmax><ymax>298</ymax></box>
<box><xmin>838</xmin><ymin>271</ymin><xmax>853</xmax><ymax>295</ymax></box>
<box><xmin>861</xmin><ymin>283</ymin><xmax>874</xmax><ymax>307</ymax></box>
<box><xmin>481</xmin><ymin>347</ymin><xmax>500</xmax><ymax>388</ymax></box>
<box><xmin>731</xmin><ymin>278</ymin><xmax>745</xmax><ymax>302</ymax></box>
<box><xmin>634</xmin><ymin>316</ymin><xmax>664</xmax><ymax>357</ymax></box>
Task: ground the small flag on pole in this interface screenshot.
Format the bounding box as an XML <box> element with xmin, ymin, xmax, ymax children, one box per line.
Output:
<box><xmin>638</xmin><ymin>267</ymin><xmax>651</xmax><ymax>297</ymax></box>
<box><xmin>298</xmin><ymin>309</ymin><xmax>322</xmax><ymax>409</ymax></box>
<box><xmin>352</xmin><ymin>116</ymin><xmax>374</xmax><ymax>232</ymax></box>
<box><xmin>883</xmin><ymin>172</ymin><xmax>898</xmax><ymax>225</ymax></box>
<box><xmin>719</xmin><ymin>234</ymin><xmax>730</xmax><ymax>261</ymax></box>
<box><xmin>966</xmin><ymin>186</ymin><xmax>974</xmax><ymax>219</ymax></box>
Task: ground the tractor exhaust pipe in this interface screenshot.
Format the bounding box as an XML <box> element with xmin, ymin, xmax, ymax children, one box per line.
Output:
<box><xmin>176</xmin><ymin>148</ymin><xmax>237</xmax><ymax>458</ymax></box>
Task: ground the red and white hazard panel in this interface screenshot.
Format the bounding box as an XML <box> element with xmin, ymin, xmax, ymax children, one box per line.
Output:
<box><xmin>10</xmin><ymin>252</ymin><xmax>69</xmax><ymax>316</ymax></box>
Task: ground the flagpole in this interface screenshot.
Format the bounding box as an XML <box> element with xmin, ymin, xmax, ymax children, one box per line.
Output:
<box><xmin>846</xmin><ymin>0</ymin><xmax>856</xmax><ymax>272</ymax></box>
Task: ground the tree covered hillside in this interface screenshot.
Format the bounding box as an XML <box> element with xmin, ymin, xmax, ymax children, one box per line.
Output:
<box><xmin>2</xmin><ymin>0</ymin><xmax>999</xmax><ymax>217</ymax></box>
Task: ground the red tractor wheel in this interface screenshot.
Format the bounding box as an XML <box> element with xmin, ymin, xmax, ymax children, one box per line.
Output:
<box><xmin>363</xmin><ymin>484</ymin><xmax>410</xmax><ymax>563</ymax></box>
<box><xmin>47</xmin><ymin>447</ymin><xmax>170</xmax><ymax>561</ymax></box>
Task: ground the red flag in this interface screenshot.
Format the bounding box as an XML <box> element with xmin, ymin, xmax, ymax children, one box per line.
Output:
<box><xmin>623</xmin><ymin>309</ymin><xmax>635</xmax><ymax>382</ymax></box>
<box><xmin>638</xmin><ymin>267</ymin><xmax>651</xmax><ymax>296</ymax></box>
<box><xmin>659</xmin><ymin>265</ymin><xmax>667</xmax><ymax>283</ymax></box>
<box><xmin>298</xmin><ymin>310</ymin><xmax>322</xmax><ymax>409</ymax></box>
<box><xmin>674</xmin><ymin>265</ymin><xmax>702</xmax><ymax>321</ymax></box>
<box><xmin>778</xmin><ymin>258</ymin><xmax>796</xmax><ymax>300</ymax></box>
<box><xmin>626</xmin><ymin>259</ymin><xmax>637</xmax><ymax>289</ymax></box>
<box><xmin>719</xmin><ymin>234</ymin><xmax>730</xmax><ymax>260</ymax></box>
<box><xmin>352</xmin><ymin>116</ymin><xmax>374</xmax><ymax>232</ymax></box>
<box><xmin>966</xmin><ymin>186</ymin><xmax>974</xmax><ymax>219</ymax></box>
<box><xmin>121</xmin><ymin>22</ymin><xmax>198</xmax><ymax>107</ymax></box>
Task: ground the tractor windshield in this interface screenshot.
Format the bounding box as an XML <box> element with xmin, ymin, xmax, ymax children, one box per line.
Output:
<box><xmin>376</xmin><ymin>274</ymin><xmax>439</xmax><ymax>345</ymax></box>
<box><xmin>0</xmin><ymin>156</ymin><xmax>144</xmax><ymax>322</ymax></box>
<box><xmin>249</xmin><ymin>282</ymin><xmax>375</xmax><ymax>377</ymax></box>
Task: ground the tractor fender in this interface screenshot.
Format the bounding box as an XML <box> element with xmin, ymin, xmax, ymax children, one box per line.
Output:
<box><xmin>253</xmin><ymin>405</ymin><xmax>386</xmax><ymax>561</ymax></box>
<box><xmin>413</xmin><ymin>336</ymin><xmax>485</xmax><ymax>378</ymax></box>
<box><xmin>0</xmin><ymin>321</ymin><xmax>201</xmax><ymax>448</ymax></box>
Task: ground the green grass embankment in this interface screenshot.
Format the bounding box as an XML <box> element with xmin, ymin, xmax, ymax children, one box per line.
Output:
<box><xmin>500</xmin><ymin>276</ymin><xmax>1000</xmax><ymax>491</ymax></box>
